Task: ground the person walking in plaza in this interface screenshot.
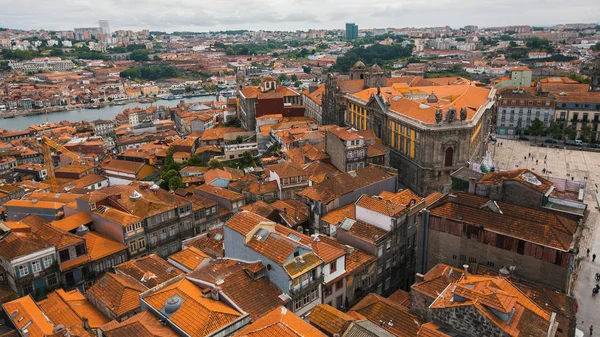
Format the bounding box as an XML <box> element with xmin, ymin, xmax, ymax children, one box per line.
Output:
<box><xmin>591</xmin><ymin>325</ymin><xmax>593</xmax><ymax>336</ymax></box>
<box><xmin>594</xmin><ymin>254</ymin><xmax>597</xmax><ymax>262</ymax></box>
<box><xmin>588</xmin><ymin>248</ymin><xmax>591</xmax><ymax>257</ymax></box>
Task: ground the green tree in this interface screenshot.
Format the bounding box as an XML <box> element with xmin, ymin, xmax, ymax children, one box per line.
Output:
<box><xmin>565</xmin><ymin>126</ymin><xmax>577</xmax><ymax>140</ymax></box>
<box><xmin>277</xmin><ymin>74</ymin><xmax>288</xmax><ymax>83</ymax></box>
<box><xmin>235</xmin><ymin>135</ymin><xmax>244</xmax><ymax>144</ymax></box>
<box><xmin>187</xmin><ymin>155</ymin><xmax>204</xmax><ymax>166</ymax></box>
<box><xmin>294</xmin><ymin>80</ymin><xmax>302</xmax><ymax>88</ymax></box>
<box><xmin>291</xmin><ymin>74</ymin><xmax>298</xmax><ymax>81</ymax></box>
<box><xmin>527</xmin><ymin>118</ymin><xmax>545</xmax><ymax>143</ymax></box>
<box><xmin>582</xmin><ymin>125</ymin><xmax>593</xmax><ymax>142</ymax></box>
<box><xmin>208</xmin><ymin>158</ymin><xmax>224</xmax><ymax>170</ymax></box>
<box><xmin>130</xmin><ymin>49</ymin><xmax>150</xmax><ymax>61</ymax></box>
<box><xmin>302</xmin><ymin>65</ymin><xmax>312</xmax><ymax>74</ymax></box>
<box><xmin>547</xmin><ymin>121</ymin><xmax>563</xmax><ymax>139</ymax></box>
<box><xmin>168</xmin><ymin>176</ymin><xmax>184</xmax><ymax>191</ymax></box>
<box><xmin>592</xmin><ymin>42</ymin><xmax>600</xmax><ymax>51</ymax></box>
<box><xmin>185</xmin><ymin>85</ymin><xmax>192</xmax><ymax>93</ymax></box>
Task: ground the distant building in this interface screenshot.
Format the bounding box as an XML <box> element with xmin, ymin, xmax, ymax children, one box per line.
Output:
<box><xmin>346</xmin><ymin>23</ymin><xmax>359</xmax><ymax>40</ymax></box>
<box><xmin>495</xmin><ymin>87</ymin><xmax>555</xmax><ymax>136</ymax></box>
<box><xmin>99</xmin><ymin>20</ymin><xmax>110</xmax><ymax>35</ymax></box>
<box><xmin>8</xmin><ymin>58</ymin><xmax>74</xmax><ymax>73</ymax></box>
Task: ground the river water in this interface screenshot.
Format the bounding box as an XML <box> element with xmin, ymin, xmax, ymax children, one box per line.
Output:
<box><xmin>2</xmin><ymin>96</ymin><xmax>217</xmax><ymax>130</ymax></box>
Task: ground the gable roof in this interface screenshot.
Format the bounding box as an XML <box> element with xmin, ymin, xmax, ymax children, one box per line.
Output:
<box><xmin>143</xmin><ymin>278</ymin><xmax>243</xmax><ymax>336</ymax></box>
<box><xmin>87</xmin><ymin>273</ymin><xmax>147</xmax><ymax>317</ymax></box>
<box><xmin>477</xmin><ymin>169</ymin><xmax>553</xmax><ymax>194</ymax></box>
<box><xmin>100</xmin><ymin>310</ymin><xmax>178</xmax><ymax>337</ymax></box>
<box><xmin>49</xmin><ymin>211</ymin><xmax>93</xmax><ymax>232</ymax></box>
<box><xmin>430</xmin><ymin>275</ymin><xmax>552</xmax><ymax>337</ymax></box>
<box><xmin>349</xmin><ymin>293</ymin><xmax>421</xmax><ymax>337</ymax></box>
<box><xmin>308</xmin><ymin>304</ymin><xmax>355</xmax><ymax>336</ymax></box>
<box><xmin>233</xmin><ymin>306</ymin><xmax>326</xmax><ymax>337</ymax></box>
<box><xmin>427</xmin><ymin>193</ymin><xmax>578</xmax><ymax>251</ymax></box>
<box><xmin>195</xmin><ymin>184</ymin><xmax>244</xmax><ymax>201</ymax></box>
<box><xmin>167</xmin><ymin>247</ymin><xmax>210</xmax><ymax>271</ymax></box>
<box><xmin>2</xmin><ymin>295</ymin><xmax>54</xmax><ymax>337</ymax></box>
<box><xmin>115</xmin><ymin>254</ymin><xmax>184</xmax><ymax>289</ymax></box>
<box><xmin>0</xmin><ymin>231</ymin><xmax>52</xmax><ymax>261</ymax></box>
<box><xmin>187</xmin><ymin>259</ymin><xmax>288</xmax><ymax>320</ymax></box>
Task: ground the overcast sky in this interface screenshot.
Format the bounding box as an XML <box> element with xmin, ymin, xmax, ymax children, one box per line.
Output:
<box><xmin>0</xmin><ymin>0</ymin><xmax>598</xmax><ymax>32</ymax></box>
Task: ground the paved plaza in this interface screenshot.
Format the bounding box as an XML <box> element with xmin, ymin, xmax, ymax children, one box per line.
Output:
<box><xmin>491</xmin><ymin>139</ymin><xmax>600</xmax><ymax>336</ymax></box>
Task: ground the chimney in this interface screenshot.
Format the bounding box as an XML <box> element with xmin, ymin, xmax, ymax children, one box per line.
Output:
<box><xmin>448</xmin><ymin>194</ymin><xmax>457</xmax><ymax>203</ymax></box>
<box><xmin>211</xmin><ymin>287</ymin><xmax>219</xmax><ymax>301</ymax></box>
<box><xmin>283</xmin><ymin>207</ymin><xmax>287</xmax><ymax>214</ymax></box>
<box><xmin>309</xmin><ymin>83</ymin><xmax>318</xmax><ymax>94</ymax></box>
<box><xmin>415</xmin><ymin>273</ymin><xmax>425</xmax><ymax>283</ymax></box>
<box><xmin>82</xmin><ymin>317</ymin><xmax>90</xmax><ymax>330</ymax></box>
<box><xmin>468</xmin><ymin>177</ymin><xmax>477</xmax><ymax>194</ymax></box>
<box><xmin>463</xmin><ymin>264</ymin><xmax>469</xmax><ymax>279</ymax></box>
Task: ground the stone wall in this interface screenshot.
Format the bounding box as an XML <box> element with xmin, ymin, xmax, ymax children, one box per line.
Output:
<box><xmin>431</xmin><ymin>305</ymin><xmax>509</xmax><ymax>337</ymax></box>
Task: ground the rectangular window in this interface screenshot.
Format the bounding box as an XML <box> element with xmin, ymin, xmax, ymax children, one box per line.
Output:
<box><xmin>336</xmin><ymin>280</ymin><xmax>343</xmax><ymax>291</ymax></box>
<box><xmin>18</xmin><ymin>264</ymin><xmax>29</xmax><ymax>277</ymax></box>
<box><xmin>169</xmin><ymin>226</ymin><xmax>176</xmax><ymax>236</ymax></box>
<box><xmin>47</xmin><ymin>273</ymin><xmax>58</xmax><ymax>286</ymax></box>
<box><xmin>43</xmin><ymin>256</ymin><xmax>52</xmax><ymax>269</ymax></box>
<box><xmin>139</xmin><ymin>238</ymin><xmax>146</xmax><ymax>249</ymax></box>
<box><xmin>330</xmin><ymin>261</ymin><xmax>337</xmax><ymax>273</ymax></box>
<box><xmin>31</xmin><ymin>261</ymin><xmax>41</xmax><ymax>273</ymax></box>
<box><xmin>59</xmin><ymin>249</ymin><xmax>70</xmax><ymax>262</ymax></box>
<box><xmin>129</xmin><ymin>241</ymin><xmax>137</xmax><ymax>252</ymax></box>
<box><xmin>75</xmin><ymin>244</ymin><xmax>86</xmax><ymax>256</ymax></box>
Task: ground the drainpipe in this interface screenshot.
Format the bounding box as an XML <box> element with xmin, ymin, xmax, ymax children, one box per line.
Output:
<box><xmin>419</xmin><ymin>209</ymin><xmax>430</xmax><ymax>274</ymax></box>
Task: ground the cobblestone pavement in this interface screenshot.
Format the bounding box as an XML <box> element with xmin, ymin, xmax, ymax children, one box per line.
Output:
<box><xmin>491</xmin><ymin>139</ymin><xmax>600</xmax><ymax>336</ymax></box>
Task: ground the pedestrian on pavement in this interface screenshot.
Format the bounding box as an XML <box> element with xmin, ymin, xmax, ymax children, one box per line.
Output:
<box><xmin>536</xmin><ymin>159</ymin><xmax>538</xmax><ymax>165</ymax></box>
<box><xmin>524</xmin><ymin>156</ymin><xmax>527</xmax><ymax>160</ymax></box>
<box><xmin>588</xmin><ymin>248</ymin><xmax>591</xmax><ymax>257</ymax></box>
<box><xmin>529</xmin><ymin>152</ymin><xmax>531</xmax><ymax>157</ymax></box>
<box><xmin>545</xmin><ymin>155</ymin><xmax>547</xmax><ymax>160</ymax></box>
<box><xmin>591</xmin><ymin>325</ymin><xmax>594</xmax><ymax>336</ymax></box>
<box><xmin>594</xmin><ymin>254</ymin><xmax>597</xmax><ymax>262</ymax></box>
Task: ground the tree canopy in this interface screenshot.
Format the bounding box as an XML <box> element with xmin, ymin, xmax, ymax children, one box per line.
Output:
<box><xmin>120</xmin><ymin>65</ymin><xmax>179</xmax><ymax>80</ymax></box>
<box><xmin>331</xmin><ymin>43</ymin><xmax>413</xmax><ymax>73</ymax></box>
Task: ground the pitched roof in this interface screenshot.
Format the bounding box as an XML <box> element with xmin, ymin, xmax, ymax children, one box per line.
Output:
<box><xmin>225</xmin><ymin>211</ymin><xmax>274</xmax><ymax>236</ymax></box>
<box><xmin>338</xmin><ymin>218</ymin><xmax>387</xmax><ymax>244</ymax></box>
<box><xmin>241</xmin><ymin>201</ymin><xmax>278</xmax><ymax>220</ymax></box>
<box><xmin>355</xmin><ymin>195</ymin><xmax>410</xmax><ymax>217</ymax></box>
<box><xmin>2</xmin><ymin>295</ymin><xmax>54</xmax><ymax>337</ymax></box>
<box><xmin>102</xmin><ymin>183</ymin><xmax>190</xmax><ymax>218</ymax></box>
<box><xmin>101</xmin><ymin>158</ymin><xmax>145</xmax><ymax>174</ymax></box>
<box><xmin>143</xmin><ymin>278</ymin><xmax>243</xmax><ymax>336</ymax></box>
<box><xmin>83</xmin><ymin>231</ymin><xmax>127</xmax><ymax>262</ymax></box>
<box><xmin>233</xmin><ymin>306</ymin><xmax>326</xmax><ymax>337</ymax></box>
<box><xmin>167</xmin><ymin>246</ymin><xmax>210</xmax><ymax>271</ymax></box>
<box><xmin>265</xmin><ymin>162</ymin><xmax>307</xmax><ymax>178</ymax></box>
<box><xmin>186</xmin><ymin>228</ymin><xmax>225</xmax><ymax>258</ymax></box>
<box><xmin>52</xmin><ymin>289</ymin><xmax>110</xmax><ymax>329</ymax></box>
<box><xmin>411</xmin><ymin>264</ymin><xmax>462</xmax><ymax>299</ymax></box>
<box><xmin>0</xmin><ymin>231</ymin><xmax>52</xmax><ymax>261</ymax></box>
<box><xmin>301</xmin><ymin>166</ymin><xmax>395</xmax><ymax>203</ymax></box>
<box><xmin>430</xmin><ymin>275</ymin><xmax>552</xmax><ymax>337</ymax></box>
<box><xmin>100</xmin><ymin>310</ymin><xmax>178</xmax><ymax>337</ymax></box>
<box><xmin>49</xmin><ymin>212</ymin><xmax>93</xmax><ymax>232</ymax></box>
<box><xmin>308</xmin><ymin>304</ymin><xmax>355</xmax><ymax>336</ymax></box>
<box><xmin>195</xmin><ymin>184</ymin><xmax>244</xmax><ymax>201</ymax></box>
<box><xmin>427</xmin><ymin>193</ymin><xmax>578</xmax><ymax>251</ymax></box>
<box><xmin>349</xmin><ymin>293</ymin><xmax>421</xmax><ymax>337</ymax></box>
<box><xmin>477</xmin><ymin>169</ymin><xmax>553</xmax><ymax>194</ymax></box>
<box><xmin>187</xmin><ymin>259</ymin><xmax>288</xmax><ymax>320</ymax></box>
<box><xmin>27</xmin><ymin>220</ymin><xmax>84</xmax><ymax>250</ymax></box>
<box><xmin>115</xmin><ymin>254</ymin><xmax>184</xmax><ymax>289</ymax></box>
<box><xmin>321</xmin><ymin>204</ymin><xmax>355</xmax><ymax>225</ymax></box>
<box><xmin>87</xmin><ymin>273</ymin><xmax>147</xmax><ymax>317</ymax></box>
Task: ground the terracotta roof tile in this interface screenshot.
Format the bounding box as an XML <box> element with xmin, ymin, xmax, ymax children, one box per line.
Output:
<box><xmin>100</xmin><ymin>311</ymin><xmax>178</xmax><ymax>337</ymax></box>
<box><xmin>115</xmin><ymin>254</ymin><xmax>184</xmax><ymax>289</ymax></box>
<box><xmin>84</xmin><ymin>232</ymin><xmax>127</xmax><ymax>262</ymax></box>
<box><xmin>54</xmin><ymin>289</ymin><xmax>110</xmax><ymax>329</ymax></box>
<box><xmin>308</xmin><ymin>304</ymin><xmax>355</xmax><ymax>335</ymax></box>
<box><xmin>349</xmin><ymin>293</ymin><xmax>421</xmax><ymax>337</ymax></box>
<box><xmin>428</xmin><ymin>193</ymin><xmax>578</xmax><ymax>251</ymax></box>
<box><xmin>168</xmin><ymin>247</ymin><xmax>210</xmax><ymax>271</ymax></box>
<box><xmin>0</xmin><ymin>231</ymin><xmax>52</xmax><ymax>261</ymax></box>
<box><xmin>87</xmin><ymin>273</ymin><xmax>147</xmax><ymax>317</ymax></box>
<box><xmin>477</xmin><ymin>169</ymin><xmax>553</xmax><ymax>194</ymax></box>
<box><xmin>233</xmin><ymin>306</ymin><xmax>326</xmax><ymax>337</ymax></box>
<box><xmin>2</xmin><ymin>295</ymin><xmax>55</xmax><ymax>337</ymax></box>
<box><xmin>187</xmin><ymin>259</ymin><xmax>288</xmax><ymax>320</ymax></box>
<box><xmin>321</xmin><ymin>204</ymin><xmax>355</xmax><ymax>225</ymax></box>
<box><xmin>186</xmin><ymin>228</ymin><xmax>225</xmax><ymax>258</ymax></box>
<box><xmin>49</xmin><ymin>211</ymin><xmax>93</xmax><ymax>232</ymax></box>
<box><xmin>387</xmin><ymin>289</ymin><xmax>410</xmax><ymax>308</ymax></box>
<box><xmin>225</xmin><ymin>211</ymin><xmax>274</xmax><ymax>236</ymax></box>
<box><xmin>195</xmin><ymin>184</ymin><xmax>244</xmax><ymax>201</ymax></box>
<box><xmin>143</xmin><ymin>278</ymin><xmax>243</xmax><ymax>336</ymax></box>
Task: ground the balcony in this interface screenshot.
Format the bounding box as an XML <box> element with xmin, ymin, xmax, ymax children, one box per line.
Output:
<box><xmin>290</xmin><ymin>274</ymin><xmax>324</xmax><ymax>296</ymax></box>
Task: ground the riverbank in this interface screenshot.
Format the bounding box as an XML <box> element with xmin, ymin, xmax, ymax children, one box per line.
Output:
<box><xmin>0</xmin><ymin>91</ymin><xmax>222</xmax><ymax>119</ymax></box>
<box><xmin>0</xmin><ymin>95</ymin><xmax>219</xmax><ymax>130</ymax></box>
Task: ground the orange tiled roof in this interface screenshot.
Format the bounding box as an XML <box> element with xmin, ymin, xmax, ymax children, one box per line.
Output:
<box><xmin>49</xmin><ymin>211</ymin><xmax>93</xmax><ymax>232</ymax></box>
<box><xmin>355</xmin><ymin>194</ymin><xmax>410</xmax><ymax>217</ymax></box>
<box><xmin>2</xmin><ymin>295</ymin><xmax>55</xmax><ymax>337</ymax></box>
<box><xmin>428</xmin><ymin>193</ymin><xmax>577</xmax><ymax>251</ymax></box>
<box><xmin>100</xmin><ymin>310</ymin><xmax>178</xmax><ymax>337</ymax></box>
<box><xmin>321</xmin><ymin>204</ymin><xmax>355</xmax><ymax>225</ymax></box>
<box><xmin>477</xmin><ymin>169</ymin><xmax>553</xmax><ymax>194</ymax></box>
<box><xmin>418</xmin><ymin>322</ymin><xmax>452</xmax><ymax>337</ymax></box>
<box><xmin>188</xmin><ymin>259</ymin><xmax>288</xmax><ymax>320</ymax></box>
<box><xmin>27</xmin><ymin>219</ymin><xmax>84</xmax><ymax>250</ymax></box>
<box><xmin>241</xmin><ymin>201</ymin><xmax>277</xmax><ymax>219</ymax></box>
<box><xmin>338</xmin><ymin>218</ymin><xmax>387</xmax><ymax>244</ymax></box>
<box><xmin>143</xmin><ymin>278</ymin><xmax>243</xmax><ymax>336</ymax></box>
<box><xmin>0</xmin><ymin>231</ymin><xmax>52</xmax><ymax>261</ymax></box>
<box><xmin>265</xmin><ymin>162</ymin><xmax>306</xmax><ymax>179</ymax></box>
<box><xmin>168</xmin><ymin>246</ymin><xmax>210</xmax><ymax>271</ymax></box>
<box><xmin>115</xmin><ymin>254</ymin><xmax>183</xmax><ymax>288</ymax></box>
<box><xmin>233</xmin><ymin>306</ymin><xmax>326</xmax><ymax>337</ymax></box>
<box><xmin>54</xmin><ymin>289</ymin><xmax>110</xmax><ymax>329</ymax></box>
<box><xmin>387</xmin><ymin>289</ymin><xmax>410</xmax><ymax>307</ymax></box>
<box><xmin>84</xmin><ymin>231</ymin><xmax>127</xmax><ymax>262</ymax></box>
<box><xmin>308</xmin><ymin>304</ymin><xmax>355</xmax><ymax>336</ymax></box>
<box><xmin>411</xmin><ymin>264</ymin><xmax>462</xmax><ymax>299</ymax></box>
<box><xmin>225</xmin><ymin>211</ymin><xmax>273</xmax><ymax>236</ymax></box>
<box><xmin>430</xmin><ymin>275</ymin><xmax>552</xmax><ymax>337</ymax></box>
<box><xmin>195</xmin><ymin>184</ymin><xmax>244</xmax><ymax>201</ymax></box>
<box><xmin>87</xmin><ymin>273</ymin><xmax>147</xmax><ymax>317</ymax></box>
<box><xmin>349</xmin><ymin>293</ymin><xmax>421</xmax><ymax>337</ymax></box>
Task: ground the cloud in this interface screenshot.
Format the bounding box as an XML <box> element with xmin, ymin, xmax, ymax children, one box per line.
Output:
<box><xmin>0</xmin><ymin>0</ymin><xmax>598</xmax><ymax>32</ymax></box>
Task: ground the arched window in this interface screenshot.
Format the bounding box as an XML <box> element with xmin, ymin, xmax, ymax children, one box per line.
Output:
<box><xmin>444</xmin><ymin>147</ymin><xmax>454</xmax><ymax>167</ymax></box>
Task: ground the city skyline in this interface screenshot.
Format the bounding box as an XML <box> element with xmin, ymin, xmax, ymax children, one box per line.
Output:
<box><xmin>0</xmin><ymin>0</ymin><xmax>599</xmax><ymax>33</ymax></box>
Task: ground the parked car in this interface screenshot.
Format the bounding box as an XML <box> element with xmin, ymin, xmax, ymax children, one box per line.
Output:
<box><xmin>519</xmin><ymin>136</ymin><xmax>529</xmax><ymax>141</ymax></box>
<box><xmin>489</xmin><ymin>134</ymin><xmax>497</xmax><ymax>141</ymax></box>
<box><xmin>544</xmin><ymin>139</ymin><xmax>558</xmax><ymax>144</ymax></box>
